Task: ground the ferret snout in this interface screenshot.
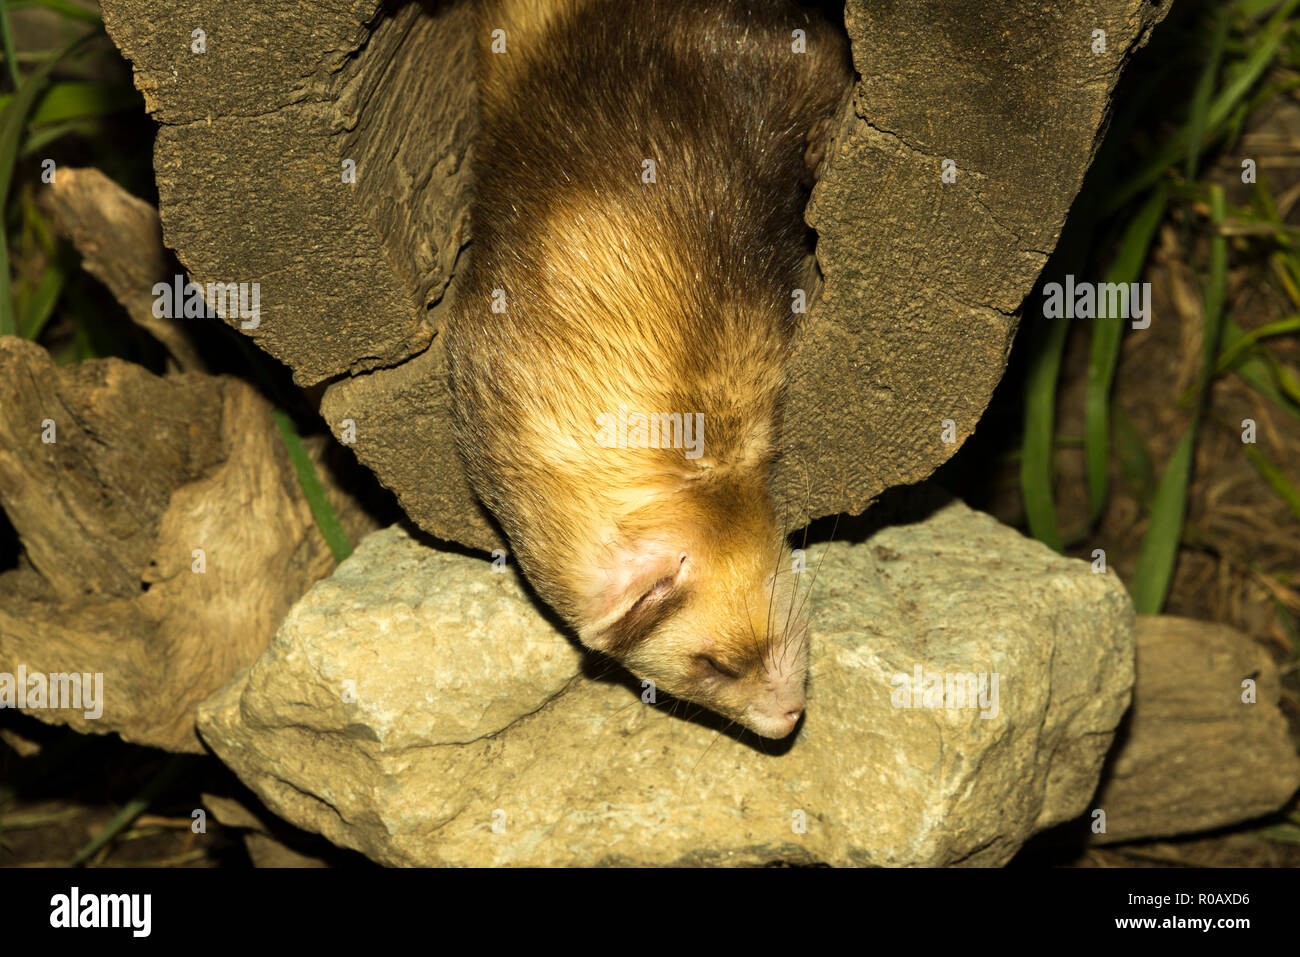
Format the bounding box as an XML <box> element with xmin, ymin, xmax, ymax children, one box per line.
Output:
<box><xmin>748</xmin><ymin>707</ymin><xmax>803</xmax><ymax>739</ymax></box>
<box><xmin>744</xmin><ymin>638</ymin><xmax>808</xmax><ymax>738</ymax></box>
<box><xmin>745</xmin><ymin>700</ymin><xmax>805</xmax><ymax>739</ymax></box>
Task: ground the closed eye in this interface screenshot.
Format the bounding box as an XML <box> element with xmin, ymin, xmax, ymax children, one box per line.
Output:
<box><xmin>698</xmin><ymin>655</ymin><xmax>739</xmax><ymax>680</ymax></box>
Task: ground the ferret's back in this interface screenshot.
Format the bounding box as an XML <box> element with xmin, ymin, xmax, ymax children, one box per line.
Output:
<box><xmin>466</xmin><ymin>0</ymin><xmax>851</xmax><ymax>320</ymax></box>
<box><xmin>448</xmin><ymin>0</ymin><xmax>851</xmax><ymax>559</ymax></box>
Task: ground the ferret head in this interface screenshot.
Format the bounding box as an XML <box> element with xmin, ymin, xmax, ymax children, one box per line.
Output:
<box><xmin>569</xmin><ymin>474</ymin><xmax>808</xmax><ymax>739</ymax></box>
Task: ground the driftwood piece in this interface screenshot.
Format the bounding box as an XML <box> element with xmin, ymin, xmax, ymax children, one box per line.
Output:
<box><xmin>99</xmin><ymin>0</ymin><xmax>1171</xmax><ymax>551</ymax></box>
<box><xmin>0</xmin><ymin>338</ymin><xmax>374</xmax><ymax>751</ymax></box>
<box><xmin>42</xmin><ymin>167</ymin><xmax>204</xmax><ymax>372</ymax></box>
<box><xmin>1090</xmin><ymin>615</ymin><xmax>1300</xmax><ymax>844</ymax></box>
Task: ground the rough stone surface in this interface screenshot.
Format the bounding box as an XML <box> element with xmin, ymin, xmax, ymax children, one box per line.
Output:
<box><xmin>101</xmin><ymin>0</ymin><xmax>1170</xmax><ymax>552</ymax></box>
<box><xmin>198</xmin><ymin>498</ymin><xmax>1135</xmax><ymax>866</ymax></box>
<box><xmin>1090</xmin><ymin>615</ymin><xmax>1300</xmax><ymax>845</ymax></box>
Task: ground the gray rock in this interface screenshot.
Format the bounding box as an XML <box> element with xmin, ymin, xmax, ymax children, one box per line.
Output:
<box><xmin>197</xmin><ymin>499</ymin><xmax>1135</xmax><ymax>865</ymax></box>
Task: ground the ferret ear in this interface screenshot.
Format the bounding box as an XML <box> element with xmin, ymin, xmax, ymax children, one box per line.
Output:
<box><xmin>578</xmin><ymin>538</ymin><xmax>689</xmax><ymax>650</ymax></box>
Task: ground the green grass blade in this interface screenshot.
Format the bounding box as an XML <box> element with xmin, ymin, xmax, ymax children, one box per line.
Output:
<box><xmin>1105</xmin><ymin>0</ymin><xmax>1300</xmax><ymax>214</ymax></box>
<box><xmin>1215</xmin><ymin>315</ymin><xmax>1300</xmax><ymax>371</ymax></box>
<box><xmin>1236</xmin><ymin>355</ymin><xmax>1300</xmax><ymax>418</ymax></box>
<box><xmin>1084</xmin><ymin>185</ymin><xmax>1168</xmax><ymax>524</ymax></box>
<box><xmin>1112</xmin><ymin>405</ymin><xmax>1156</xmax><ymax>508</ymax></box>
<box><xmin>8</xmin><ymin>0</ymin><xmax>101</xmax><ymax>23</ymax></box>
<box><xmin>0</xmin><ymin>33</ymin><xmax>90</xmax><ymax>336</ymax></box>
<box><xmin>222</xmin><ymin>328</ymin><xmax>354</xmax><ymax>562</ymax></box>
<box><xmin>0</xmin><ymin>237</ymin><xmax>11</xmax><ymax>336</ymax></box>
<box><xmin>272</xmin><ymin>408</ymin><xmax>353</xmax><ymax>563</ymax></box>
<box><xmin>1021</xmin><ymin>313</ymin><xmax>1070</xmax><ymax>551</ymax></box>
<box><xmin>18</xmin><ymin>116</ymin><xmax>93</xmax><ymax>155</ymax></box>
<box><xmin>1220</xmin><ymin>318</ymin><xmax>1300</xmax><ymax>419</ymax></box>
<box><xmin>1129</xmin><ymin>189</ymin><xmax>1227</xmax><ymax>613</ymax></box>
<box><xmin>17</xmin><ymin>246</ymin><xmax>65</xmax><ymax>338</ymax></box>
<box><xmin>1130</xmin><ymin>426</ymin><xmax>1196</xmax><ymax>613</ymax></box>
<box><xmin>1200</xmin><ymin>186</ymin><xmax>1229</xmax><ymax>382</ymax></box>
<box><xmin>1254</xmin><ymin>823</ymin><xmax>1300</xmax><ymax>845</ymax></box>
<box><xmin>1235</xmin><ymin>0</ymin><xmax>1290</xmax><ymax>18</ymax></box>
<box><xmin>1268</xmin><ymin>355</ymin><xmax>1300</xmax><ymax>405</ymax></box>
<box><xmin>1209</xmin><ymin>1</ymin><xmax>1299</xmax><ymax>133</ymax></box>
<box><xmin>0</xmin><ymin>0</ymin><xmax>22</xmax><ymax>90</ymax></box>
<box><xmin>1185</xmin><ymin>6</ymin><xmax>1229</xmax><ymax>182</ymax></box>
<box><xmin>0</xmin><ymin>80</ymin><xmax>140</xmax><ymax>125</ymax></box>
<box><xmin>68</xmin><ymin>755</ymin><xmax>199</xmax><ymax>866</ymax></box>
<box><xmin>1243</xmin><ymin>444</ymin><xmax>1300</xmax><ymax>520</ymax></box>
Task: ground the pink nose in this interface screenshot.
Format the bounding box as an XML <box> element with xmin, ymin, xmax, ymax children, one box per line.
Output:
<box><xmin>785</xmin><ymin>709</ymin><xmax>803</xmax><ymax>727</ymax></box>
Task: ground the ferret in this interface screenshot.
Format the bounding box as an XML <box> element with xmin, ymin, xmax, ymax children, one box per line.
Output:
<box><xmin>446</xmin><ymin>0</ymin><xmax>852</xmax><ymax>738</ymax></box>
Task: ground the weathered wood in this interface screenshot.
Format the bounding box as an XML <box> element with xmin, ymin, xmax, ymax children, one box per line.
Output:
<box><xmin>100</xmin><ymin>0</ymin><xmax>1170</xmax><ymax>550</ymax></box>
<box><xmin>1090</xmin><ymin>615</ymin><xmax>1300</xmax><ymax>844</ymax></box>
<box><xmin>778</xmin><ymin>0</ymin><xmax>1171</xmax><ymax>520</ymax></box>
<box><xmin>43</xmin><ymin>167</ymin><xmax>205</xmax><ymax>372</ymax></box>
<box><xmin>0</xmin><ymin>338</ymin><xmax>378</xmax><ymax>751</ymax></box>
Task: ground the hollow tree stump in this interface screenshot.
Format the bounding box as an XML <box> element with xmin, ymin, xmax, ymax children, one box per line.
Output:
<box><xmin>99</xmin><ymin>0</ymin><xmax>1171</xmax><ymax>549</ymax></box>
